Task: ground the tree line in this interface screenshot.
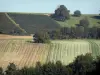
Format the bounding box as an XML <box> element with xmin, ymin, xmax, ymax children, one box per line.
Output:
<box><xmin>49</xmin><ymin>26</ymin><xmax>100</xmax><ymax>39</ymax></box>
<box><xmin>33</xmin><ymin>17</ymin><xmax>100</xmax><ymax>43</ymax></box>
<box><xmin>0</xmin><ymin>53</ymin><xmax>100</xmax><ymax>75</ymax></box>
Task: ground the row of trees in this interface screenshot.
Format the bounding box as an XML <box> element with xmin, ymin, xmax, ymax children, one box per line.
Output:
<box><xmin>49</xmin><ymin>26</ymin><xmax>100</xmax><ymax>39</ymax></box>
<box><xmin>48</xmin><ymin>17</ymin><xmax>100</xmax><ymax>39</ymax></box>
<box><xmin>33</xmin><ymin>26</ymin><xmax>100</xmax><ymax>43</ymax></box>
<box><xmin>33</xmin><ymin>14</ymin><xmax>99</xmax><ymax>43</ymax></box>
<box><xmin>0</xmin><ymin>53</ymin><xmax>100</xmax><ymax>75</ymax></box>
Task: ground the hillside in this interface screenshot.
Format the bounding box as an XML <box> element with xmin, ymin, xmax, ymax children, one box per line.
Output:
<box><xmin>56</xmin><ymin>14</ymin><xmax>100</xmax><ymax>27</ymax></box>
<box><xmin>0</xmin><ymin>13</ymin><xmax>100</xmax><ymax>35</ymax></box>
<box><xmin>8</xmin><ymin>13</ymin><xmax>61</xmax><ymax>34</ymax></box>
<box><xmin>0</xmin><ymin>13</ymin><xmax>23</xmax><ymax>34</ymax></box>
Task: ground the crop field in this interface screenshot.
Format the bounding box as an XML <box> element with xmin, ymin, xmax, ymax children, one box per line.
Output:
<box><xmin>8</xmin><ymin>13</ymin><xmax>60</xmax><ymax>34</ymax></box>
<box><xmin>0</xmin><ymin>38</ymin><xmax>100</xmax><ymax>68</ymax></box>
<box><xmin>0</xmin><ymin>13</ymin><xmax>22</xmax><ymax>34</ymax></box>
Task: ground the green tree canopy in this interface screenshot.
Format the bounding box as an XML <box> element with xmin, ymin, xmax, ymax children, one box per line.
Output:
<box><xmin>6</xmin><ymin>63</ymin><xmax>17</xmax><ymax>75</ymax></box>
<box><xmin>74</xmin><ymin>10</ymin><xmax>81</xmax><ymax>17</ymax></box>
<box><xmin>80</xmin><ymin>17</ymin><xmax>90</xmax><ymax>27</ymax></box>
<box><xmin>33</xmin><ymin>31</ymin><xmax>50</xmax><ymax>43</ymax></box>
<box><xmin>52</xmin><ymin>5</ymin><xmax>70</xmax><ymax>21</ymax></box>
<box><xmin>56</xmin><ymin>5</ymin><xmax>70</xmax><ymax>19</ymax></box>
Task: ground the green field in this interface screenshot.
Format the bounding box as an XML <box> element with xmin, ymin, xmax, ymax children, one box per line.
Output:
<box><xmin>0</xmin><ymin>39</ymin><xmax>100</xmax><ymax>68</ymax></box>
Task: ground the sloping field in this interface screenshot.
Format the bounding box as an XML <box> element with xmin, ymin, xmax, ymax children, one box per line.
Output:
<box><xmin>88</xmin><ymin>40</ymin><xmax>100</xmax><ymax>57</ymax></box>
<box><xmin>48</xmin><ymin>40</ymin><xmax>92</xmax><ymax>64</ymax></box>
<box><xmin>0</xmin><ymin>38</ymin><xmax>100</xmax><ymax>68</ymax></box>
<box><xmin>8</xmin><ymin>13</ymin><xmax>60</xmax><ymax>34</ymax></box>
<box><xmin>56</xmin><ymin>14</ymin><xmax>100</xmax><ymax>27</ymax></box>
<box><xmin>0</xmin><ymin>13</ymin><xmax>22</xmax><ymax>34</ymax></box>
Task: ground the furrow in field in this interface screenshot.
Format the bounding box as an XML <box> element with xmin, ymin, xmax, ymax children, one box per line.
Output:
<box><xmin>46</xmin><ymin>43</ymin><xmax>53</xmax><ymax>63</ymax></box>
<box><xmin>18</xmin><ymin>43</ymin><xmax>29</xmax><ymax>67</ymax></box>
<box><xmin>88</xmin><ymin>40</ymin><xmax>99</xmax><ymax>57</ymax></box>
<box><xmin>27</xmin><ymin>44</ymin><xmax>37</xmax><ymax>67</ymax></box>
<box><xmin>38</xmin><ymin>44</ymin><xmax>49</xmax><ymax>65</ymax></box>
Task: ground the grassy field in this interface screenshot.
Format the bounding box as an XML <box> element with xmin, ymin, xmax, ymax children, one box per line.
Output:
<box><xmin>56</xmin><ymin>14</ymin><xmax>100</xmax><ymax>27</ymax></box>
<box><xmin>0</xmin><ymin>36</ymin><xmax>100</xmax><ymax>68</ymax></box>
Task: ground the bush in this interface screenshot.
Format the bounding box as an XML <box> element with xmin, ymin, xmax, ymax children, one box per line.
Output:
<box><xmin>33</xmin><ymin>32</ymin><xmax>50</xmax><ymax>43</ymax></box>
<box><xmin>80</xmin><ymin>17</ymin><xmax>90</xmax><ymax>27</ymax></box>
<box><xmin>74</xmin><ymin>10</ymin><xmax>81</xmax><ymax>17</ymax></box>
<box><xmin>0</xmin><ymin>29</ymin><xmax>3</xmax><ymax>34</ymax></box>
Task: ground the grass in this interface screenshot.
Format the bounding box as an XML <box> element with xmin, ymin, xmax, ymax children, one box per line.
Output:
<box><xmin>56</xmin><ymin>14</ymin><xmax>100</xmax><ymax>27</ymax></box>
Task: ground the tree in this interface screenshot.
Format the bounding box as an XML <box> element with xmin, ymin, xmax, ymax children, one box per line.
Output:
<box><xmin>6</xmin><ymin>63</ymin><xmax>18</xmax><ymax>75</ymax></box>
<box><xmin>0</xmin><ymin>29</ymin><xmax>3</xmax><ymax>34</ymax></box>
<box><xmin>49</xmin><ymin>29</ymin><xmax>61</xmax><ymax>39</ymax></box>
<box><xmin>35</xmin><ymin>62</ymin><xmax>43</xmax><ymax>75</ymax></box>
<box><xmin>60</xmin><ymin>27</ymin><xmax>69</xmax><ymax>39</ymax></box>
<box><xmin>75</xmin><ymin>26</ymin><xmax>84</xmax><ymax>38</ymax></box>
<box><xmin>74</xmin><ymin>10</ymin><xmax>81</xmax><ymax>17</ymax></box>
<box><xmin>73</xmin><ymin>53</ymin><xmax>95</xmax><ymax>75</ymax></box>
<box><xmin>97</xmin><ymin>27</ymin><xmax>100</xmax><ymax>38</ymax></box>
<box><xmin>52</xmin><ymin>5</ymin><xmax>70</xmax><ymax>21</ymax></box>
<box><xmin>95</xmin><ymin>56</ymin><xmax>100</xmax><ymax>75</ymax></box>
<box><xmin>80</xmin><ymin>17</ymin><xmax>90</xmax><ymax>27</ymax></box>
<box><xmin>33</xmin><ymin>32</ymin><xmax>50</xmax><ymax>43</ymax></box>
<box><xmin>70</xmin><ymin>27</ymin><xmax>76</xmax><ymax>38</ymax></box>
<box><xmin>89</xmin><ymin>26</ymin><xmax>98</xmax><ymax>38</ymax></box>
<box><xmin>0</xmin><ymin>67</ymin><xmax>4</xmax><ymax>75</ymax></box>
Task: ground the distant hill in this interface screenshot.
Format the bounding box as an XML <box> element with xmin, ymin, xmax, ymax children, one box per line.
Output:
<box><xmin>56</xmin><ymin>14</ymin><xmax>100</xmax><ymax>27</ymax></box>
<box><xmin>0</xmin><ymin>13</ymin><xmax>23</xmax><ymax>34</ymax></box>
<box><xmin>0</xmin><ymin>12</ymin><xmax>100</xmax><ymax>35</ymax></box>
<box><xmin>8</xmin><ymin>13</ymin><xmax>61</xmax><ymax>34</ymax></box>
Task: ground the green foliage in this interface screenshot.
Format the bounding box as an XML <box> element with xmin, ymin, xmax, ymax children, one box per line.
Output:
<box><xmin>33</xmin><ymin>31</ymin><xmax>50</xmax><ymax>43</ymax></box>
<box><xmin>0</xmin><ymin>29</ymin><xmax>3</xmax><ymax>34</ymax></box>
<box><xmin>52</xmin><ymin>5</ymin><xmax>70</xmax><ymax>21</ymax></box>
<box><xmin>49</xmin><ymin>29</ymin><xmax>61</xmax><ymax>39</ymax></box>
<box><xmin>6</xmin><ymin>63</ymin><xmax>18</xmax><ymax>75</ymax></box>
<box><xmin>75</xmin><ymin>26</ymin><xmax>84</xmax><ymax>38</ymax></box>
<box><xmin>74</xmin><ymin>10</ymin><xmax>81</xmax><ymax>17</ymax></box>
<box><xmin>0</xmin><ymin>67</ymin><xmax>4</xmax><ymax>75</ymax></box>
<box><xmin>80</xmin><ymin>17</ymin><xmax>90</xmax><ymax>27</ymax></box>
<box><xmin>72</xmin><ymin>53</ymin><xmax>95</xmax><ymax>75</ymax></box>
<box><xmin>49</xmin><ymin>26</ymin><xmax>100</xmax><ymax>39</ymax></box>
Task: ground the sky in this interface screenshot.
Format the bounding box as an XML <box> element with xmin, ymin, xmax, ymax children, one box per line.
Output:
<box><xmin>0</xmin><ymin>0</ymin><xmax>100</xmax><ymax>14</ymax></box>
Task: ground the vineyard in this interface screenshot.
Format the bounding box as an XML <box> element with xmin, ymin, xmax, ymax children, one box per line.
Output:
<box><xmin>0</xmin><ymin>39</ymin><xmax>100</xmax><ymax>68</ymax></box>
